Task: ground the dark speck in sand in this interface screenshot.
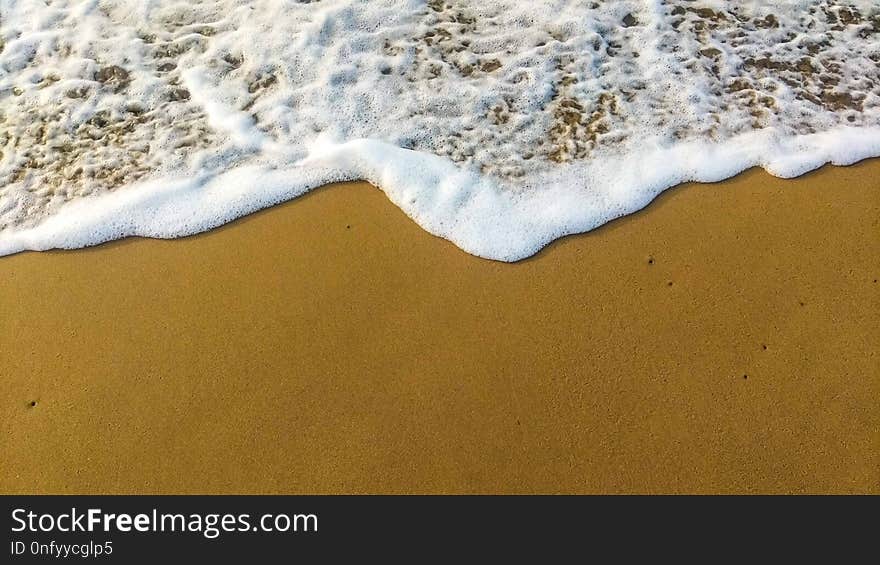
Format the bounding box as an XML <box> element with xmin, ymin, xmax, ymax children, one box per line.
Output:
<box><xmin>28</xmin><ymin>401</ymin><xmax>37</xmax><ymax>408</ymax></box>
<box><xmin>743</xmin><ymin>374</ymin><xmax>748</xmax><ymax>380</ymax></box>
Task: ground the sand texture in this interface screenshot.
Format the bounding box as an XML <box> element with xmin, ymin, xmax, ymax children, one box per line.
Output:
<box><xmin>1</xmin><ymin>161</ymin><xmax>878</xmax><ymax>494</ymax></box>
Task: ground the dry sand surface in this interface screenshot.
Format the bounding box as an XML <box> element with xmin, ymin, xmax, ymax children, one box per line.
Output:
<box><xmin>1</xmin><ymin>160</ymin><xmax>878</xmax><ymax>494</ymax></box>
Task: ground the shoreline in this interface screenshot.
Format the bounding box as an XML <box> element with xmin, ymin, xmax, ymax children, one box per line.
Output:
<box><xmin>1</xmin><ymin>160</ymin><xmax>878</xmax><ymax>494</ymax></box>
<box><xmin>5</xmin><ymin>131</ymin><xmax>880</xmax><ymax>263</ymax></box>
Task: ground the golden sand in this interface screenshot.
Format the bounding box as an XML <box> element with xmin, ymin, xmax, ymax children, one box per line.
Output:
<box><xmin>1</xmin><ymin>161</ymin><xmax>878</xmax><ymax>494</ymax></box>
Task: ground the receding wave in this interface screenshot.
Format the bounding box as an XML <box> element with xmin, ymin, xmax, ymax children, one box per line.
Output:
<box><xmin>1</xmin><ymin>0</ymin><xmax>879</xmax><ymax>260</ymax></box>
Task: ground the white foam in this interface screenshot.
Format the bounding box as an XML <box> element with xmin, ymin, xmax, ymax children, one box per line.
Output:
<box><xmin>1</xmin><ymin>1</ymin><xmax>879</xmax><ymax>261</ymax></box>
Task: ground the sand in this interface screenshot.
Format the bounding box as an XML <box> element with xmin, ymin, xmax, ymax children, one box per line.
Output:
<box><xmin>1</xmin><ymin>160</ymin><xmax>878</xmax><ymax>494</ymax></box>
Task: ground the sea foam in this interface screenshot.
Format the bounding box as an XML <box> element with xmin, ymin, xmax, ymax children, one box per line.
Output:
<box><xmin>1</xmin><ymin>0</ymin><xmax>879</xmax><ymax>261</ymax></box>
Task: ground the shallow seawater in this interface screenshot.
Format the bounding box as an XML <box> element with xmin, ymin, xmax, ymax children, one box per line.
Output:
<box><xmin>1</xmin><ymin>0</ymin><xmax>879</xmax><ymax>260</ymax></box>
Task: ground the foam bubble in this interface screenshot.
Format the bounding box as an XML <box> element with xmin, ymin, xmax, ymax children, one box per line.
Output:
<box><xmin>1</xmin><ymin>1</ymin><xmax>879</xmax><ymax>261</ymax></box>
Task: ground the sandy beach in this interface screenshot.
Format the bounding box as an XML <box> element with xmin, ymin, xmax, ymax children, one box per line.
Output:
<box><xmin>1</xmin><ymin>160</ymin><xmax>877</xmax><ymax>494</ymax></box>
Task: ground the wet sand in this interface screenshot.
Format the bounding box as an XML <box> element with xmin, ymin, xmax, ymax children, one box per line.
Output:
<box><xmin>1</xmin><ymin>160</ymin><xmax>878</xmax><ymax>494</ymax></box>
